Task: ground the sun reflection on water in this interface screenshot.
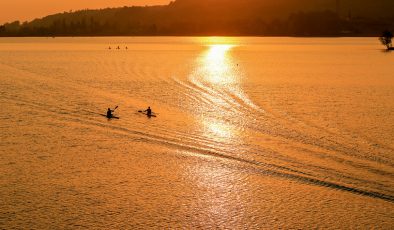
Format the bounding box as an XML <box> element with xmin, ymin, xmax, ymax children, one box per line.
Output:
<box><xmin>179</xmin><ymin>41</ymin><xmax>250</xmax><ymax>224</ymax></box>
<box><xmin>197</xmin><ymin>44</ymin><xmax>242</xmax><ymax>143</ymax></box>
<box><xmin>203</xmin><ymin>119</ymin><xmax>238</xmax><ymax>141</ymax></box>
<box><xmin>202</xmin><ymin>44</ymin><xmax>236</xmax><ymax>85</ymax></box>
<box><xmin>192</xmin><ymin>43</ymin><xmax>244</xmax><ymax>144</ymax></box>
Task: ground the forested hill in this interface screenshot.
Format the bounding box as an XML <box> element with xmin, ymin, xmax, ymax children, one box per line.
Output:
<box><xmin>1</xmin><ymin>0</ymin><xmax>393</xmax><ymax>36</ymax></box>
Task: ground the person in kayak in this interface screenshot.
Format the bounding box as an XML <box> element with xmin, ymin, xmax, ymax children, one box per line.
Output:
<box><xmin>107</xmin><ymin>108</ymin><xmax>114</xmax><ymax>118</ymax></box>
<box><xmin>144</xmin><ymin>106</ymin><xmax>152</xmax><ymax>116</ymax></box>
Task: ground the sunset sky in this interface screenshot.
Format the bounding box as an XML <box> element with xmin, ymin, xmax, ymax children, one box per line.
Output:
<box><xmin>0</xmin><ymin>0</ymin><xmax>172</xmax><ymax>24</ymax></box>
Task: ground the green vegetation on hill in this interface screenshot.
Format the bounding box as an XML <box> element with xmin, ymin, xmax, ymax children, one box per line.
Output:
<box><xmin>1</xmin><ymin>0</ymin><xmax>393</xmax><ymax>36</ymax></box>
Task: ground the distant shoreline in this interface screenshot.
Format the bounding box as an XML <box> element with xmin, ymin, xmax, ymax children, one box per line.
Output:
<box><xmin>0</xmin><ymin>35</ymin><xmax>382</xmax><ymax>38</ymax></box>
<box><xmin>1</xmin><ymin>0</ymin><xmax>392</xmax><ymax>38</ymax></box>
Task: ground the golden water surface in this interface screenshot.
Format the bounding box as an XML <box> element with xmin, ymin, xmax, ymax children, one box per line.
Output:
<box><xmin>0</xmin><ymin>37</ymin><xmax>393</xmax><ymax>228</ymax></box>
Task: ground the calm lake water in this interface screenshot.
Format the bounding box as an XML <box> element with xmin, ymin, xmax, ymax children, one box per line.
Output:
<box><xmin>0</xmin><ymin>37</ymin><xmax>393</xmax><ymax>229</ymax></box>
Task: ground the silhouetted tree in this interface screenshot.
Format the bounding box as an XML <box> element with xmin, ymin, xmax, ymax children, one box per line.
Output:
<box><xmin>379</xmin><ymin>30</ymin><xmax>393</xmax><ymax>50</ymax></box>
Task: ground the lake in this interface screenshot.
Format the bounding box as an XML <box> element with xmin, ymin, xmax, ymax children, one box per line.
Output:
<box><xmin>0</xmin><ymin>37</ymin><xmax>393</xmax><ymax>228</ymax></box>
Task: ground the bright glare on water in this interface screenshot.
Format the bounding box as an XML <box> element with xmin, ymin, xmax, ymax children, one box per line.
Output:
<box><xmin>0</xmin><ymin>37</ymin><xmax>393</xmax><ymax>229</ymax></box>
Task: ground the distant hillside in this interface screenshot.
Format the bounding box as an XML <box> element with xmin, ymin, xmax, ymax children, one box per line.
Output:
<box><xmin>1</xmin><ymin>0</ymin><xmax>393</xmax><ymax>36</ymax></box>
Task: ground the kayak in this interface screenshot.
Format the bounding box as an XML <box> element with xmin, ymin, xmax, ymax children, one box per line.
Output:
<box><xmin>138</xmin><ymin>111</ymin><xmax>157</xmax><ymax>117</ymax></box>
<box><xmin>100</xmin><ymin>114</ymin><xmax>120</xmax><ymax>119</ymax></box>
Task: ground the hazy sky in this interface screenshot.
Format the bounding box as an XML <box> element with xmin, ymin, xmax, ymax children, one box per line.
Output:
<box><xmin>0</xmin><ymin>0</ymin><xmax>172</xmax><ymax>24</ymax></box>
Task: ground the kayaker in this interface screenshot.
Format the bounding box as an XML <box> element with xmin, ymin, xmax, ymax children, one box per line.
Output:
<box><xmin>107</xmin><ymin>108</ymin><xmax>114</xmax><ymax>118</ymax></box>
<box><xmin>144</xmin><ymin>107</ymin><xmax>152</xmax><ymax>116</ymax></box>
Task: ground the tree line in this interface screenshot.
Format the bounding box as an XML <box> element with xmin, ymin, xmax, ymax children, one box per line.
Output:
<box><xmin>1</xmin><ymin>0</ymin><xmax>393</xmax><ymax>37</ymax></box>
